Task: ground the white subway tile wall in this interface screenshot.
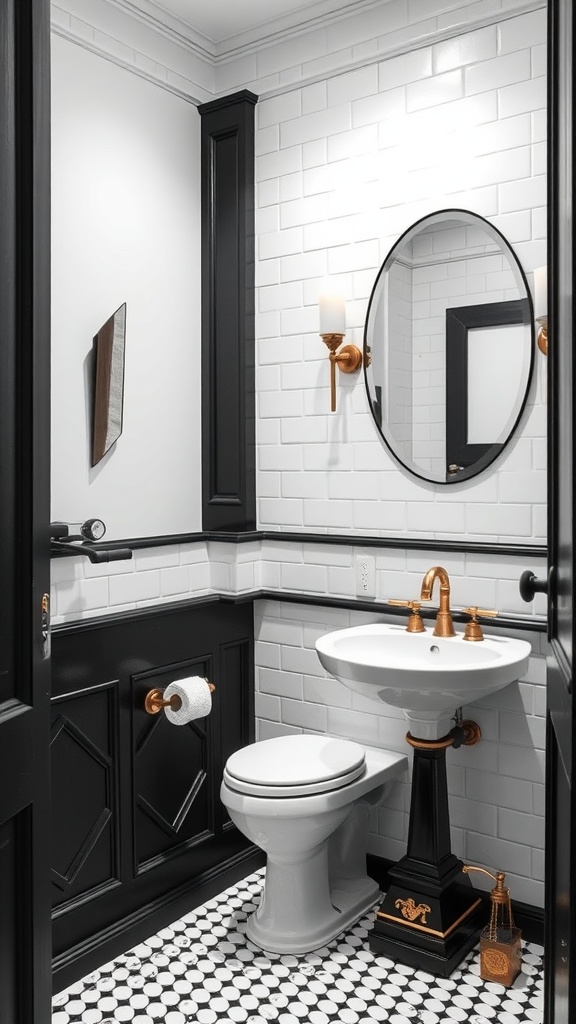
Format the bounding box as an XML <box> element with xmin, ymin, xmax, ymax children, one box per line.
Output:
<box><xmin>51</xmin><ymin>0</ymin><xmax>548</xmax><ymax>909</ymax></box>
<box><xmin>51</xmin><ymin>539</ymin><xmax>548</xmax><ymax>625</ymax></box>
<box><xmin>255</xmin><ymin>6</ymin><xmax>547</xmax><ymax>545</ymax></box>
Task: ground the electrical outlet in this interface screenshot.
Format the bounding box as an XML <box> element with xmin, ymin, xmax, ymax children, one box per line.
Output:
<box><xmin>355</xmin><ymin>554</ymin><xmax>376</xmax><ymax>598</ymax></box>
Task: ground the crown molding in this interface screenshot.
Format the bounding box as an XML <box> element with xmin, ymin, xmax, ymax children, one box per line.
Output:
<box><xmin>50</xmin><ymin>0</ymin><xmax>215</xmax><ymax>103</ymax></box>
<box><xmin>210</xmin><ymin>0</ymin><xmax>388</xmax><ymax>61</ymax></box>
<box><xmin>52</xmin><ymin>0</ymin><xmax>386</xmax><ymax>62</ymax></box>
<box><xmin>50</xmin><ymin>22</ymin><xmax>213</xmax><ymax>104</ymax></box>
<box><xmin>52</xmin><ymin>0</ymin><xmax>546</xmax><ymax>104</ymax></box>
<box><xmin>89</xmin><ymin>0</ymin><xmax>216</xmax><ymax>59</ymax></box>
<box><xmin>108</xmin><ymin>0</ymin><xmax>391</xmax><ymax>60</ymax></box>
<box><xmin>253</xmin><ymin>0</ymin><xmax>546</xmax><ymax>100</ymax></box>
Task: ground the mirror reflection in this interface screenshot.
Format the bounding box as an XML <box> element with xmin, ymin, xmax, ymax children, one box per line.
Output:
<box><xmin>364</xmin><ymin>209</ymin><xmax>534</xmax><ymax>484</ymax></box>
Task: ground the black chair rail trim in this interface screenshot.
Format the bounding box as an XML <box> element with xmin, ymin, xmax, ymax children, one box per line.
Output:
<box><xmin>50</xmin><ymin>528</ymin><xmax>547</xmax><ymax>559</ymax></box>
<box><xmin>52</xmin><ymin>589</ymin><xmax>547</xmax><ymax>636</ymax></box>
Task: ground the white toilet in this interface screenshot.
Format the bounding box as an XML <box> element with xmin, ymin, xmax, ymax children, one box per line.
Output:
<box><xmin>220</xmin><ymin>733</ymin><xmax>408</xmax><ymax>954</ymax></box>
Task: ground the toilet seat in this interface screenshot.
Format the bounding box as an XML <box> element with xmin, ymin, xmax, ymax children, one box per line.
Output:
<box><xmin>224</xmin><ymin>734</ymin><xmax>366</xmax><ymax>797</ymax></box>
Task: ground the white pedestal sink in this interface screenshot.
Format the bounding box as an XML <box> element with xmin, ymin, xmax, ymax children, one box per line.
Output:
<box><xmin>316</xmin><ymin>622</ymin><xmax>531</xmax><ymax>740</ymax></box>
<box><xmin>315</xmin><ymin>619</ymin><xmax>532</xmax><ymax>975</ymax></box>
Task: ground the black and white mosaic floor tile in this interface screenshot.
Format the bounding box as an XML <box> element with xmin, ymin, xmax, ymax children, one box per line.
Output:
<box><xmin>52</xmin><ymin>868</ymin><xmax>544</xmax><ymax>1024</ymax></box>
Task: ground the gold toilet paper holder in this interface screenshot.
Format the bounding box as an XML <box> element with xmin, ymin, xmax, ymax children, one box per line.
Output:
<box><xmin>144</xmin><ymin>681</ymin><xmax>216</xmax><ymax>715</ymax></box>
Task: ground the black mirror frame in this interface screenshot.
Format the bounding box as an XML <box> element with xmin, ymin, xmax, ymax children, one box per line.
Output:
<box><xmin>363</xmin><ymin>208</ymin><xmax>536</xmax><ymax>485</ymax></box>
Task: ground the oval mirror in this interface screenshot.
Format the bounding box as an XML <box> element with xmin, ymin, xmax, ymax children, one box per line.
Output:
<box><xmin>363</xmin><ymin>209</ymin><xmax>535</xmax><ymax>484</ymax></box>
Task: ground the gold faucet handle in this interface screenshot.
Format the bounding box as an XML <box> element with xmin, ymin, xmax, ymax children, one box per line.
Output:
<box><xmin>461</xmin><ymin>607</ymin><xmax>498</xmax><ymax>642</ymax></box>
<box><xmin>462</xmin><ymin>606</ymin><xmax>498</xmax><ymax>618</ymax></box>
<box><xmin>386</xmin><ymin>599</ymin><xmax>426</xmax><ymax>633</ymax></box>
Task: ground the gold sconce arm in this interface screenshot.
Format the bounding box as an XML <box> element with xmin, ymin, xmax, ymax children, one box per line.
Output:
<box><xmin>536</xmin><ymin>316</ymin><xmax>548</xmax><ymax>355</ymax></box>
<box><xmin>320</xmin><ymin>333</ymin><xmax>363</xmax><ymax>412</ymax></box>
<box><xmin>534</xmin><ymin>267</ymin><xmax>548</xmax><ymax>355</ymax></box>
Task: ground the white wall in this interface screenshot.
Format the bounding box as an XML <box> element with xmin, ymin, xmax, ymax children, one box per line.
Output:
<box><xmin>51</xmin><ymin>34</ymin><xmax>202</xmax><ymax>540</ymax></box>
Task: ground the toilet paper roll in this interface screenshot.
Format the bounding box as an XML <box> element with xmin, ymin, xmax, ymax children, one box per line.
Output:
<box><xmin>163</xmin><ymin>677</ymin><xmax>212</xmax><ymax>725</ymax></box>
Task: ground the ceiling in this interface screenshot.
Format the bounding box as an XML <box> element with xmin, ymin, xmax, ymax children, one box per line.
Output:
<box><xmin>143</xmin><ymin>0</ymin><xmax>372</xmax><ymax>47</ymax></box>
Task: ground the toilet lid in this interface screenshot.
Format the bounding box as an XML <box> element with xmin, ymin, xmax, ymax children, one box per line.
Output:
<box><xmin>224</xmin><ymin>735</ymin><xmax>366</xmax><ymax>797</ymax></box>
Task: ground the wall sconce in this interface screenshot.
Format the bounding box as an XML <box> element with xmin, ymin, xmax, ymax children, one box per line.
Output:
<box><xmin>318</xmin><ymin>291</ymin><xmax>363</xmax><ymax>411</ymax></box>
<box><xmin>534</xmin><ymin>266</ymin><xmax>548</xmax><ymax>355</ymax></box>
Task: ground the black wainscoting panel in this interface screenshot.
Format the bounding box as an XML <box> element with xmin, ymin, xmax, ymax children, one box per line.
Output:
<box><xmin>51</xmin><ymin>602</ymin><xmax>255</xmax><ymax>990</ymax></box>
<box><xmin>132</xmin><ymin>659</ymin><xmax>214</xmax><ymax>875</ymax></box>
<box><xmin>51</xmin><ymin>682</ymin><xmax>119</xmax><ymax>911</ymax></box>
<box><xmin>199</xmin><ymin>90</ymin><xmax>257</xmax><ymax>531</ymax></box>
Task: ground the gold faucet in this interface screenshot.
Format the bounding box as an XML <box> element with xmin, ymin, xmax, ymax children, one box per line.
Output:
<box><xmin>420</xmin><ymin>566</ymin><xmax>455</xmax><ymax>637</ymax></box>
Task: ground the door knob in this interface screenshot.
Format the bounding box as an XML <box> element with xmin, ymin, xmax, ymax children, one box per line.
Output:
<box><xmin>519</xmin><ymin>569</ymin><xmax>550</xmax><ymax>602</ymax></box>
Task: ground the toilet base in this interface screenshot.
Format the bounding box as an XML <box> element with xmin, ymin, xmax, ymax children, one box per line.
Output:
<box><xmin>246</xmin><ymin>874</ymin><xmax>380</xmax><ymax>954</ymax></box>
<box><xmin>220</xmin><ymin>741</ymin><xmax>409</xmax><ymax>956</ymax></box>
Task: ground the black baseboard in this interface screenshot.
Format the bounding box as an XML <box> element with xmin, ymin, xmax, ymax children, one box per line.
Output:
<box><xmin>52</xmin><ymin>846</ymin><xmax>265</xmax><ymax>994</ymax></box>
<box><xmin>367</xmin><ymin>854</ymin><xmax>544</xmax><ymax>947</ymax></box>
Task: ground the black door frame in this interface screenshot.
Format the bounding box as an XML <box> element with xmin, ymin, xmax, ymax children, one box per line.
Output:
<box><xmin>545</xmin><ymin>1</ymin><xmax>575</xmax><ymax>1021</ymax></box>
<box><xmin>2</xmin><ymin>2</ymin><xmax>574</xmax><ymax>1019</ymax></box>
<box><xmin>0</xmin><ymin>0</ymin><xmax>52</xmax><ymax>1021</ymax></box>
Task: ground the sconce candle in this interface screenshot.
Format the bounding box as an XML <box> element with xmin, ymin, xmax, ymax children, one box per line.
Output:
<box><xmin>318</xmin><ymin>291</ymin><xmax>362</xmax><ymax>412</ymax></box>
<box><xmin>318</xmin><ymin>292</ymin><xmax>346</xmax><ymax>335</ymax></box>
<box><xmin>534</xmin><ymin>266</ymin><xmax>547</xmax><ymax>319</ymax></box>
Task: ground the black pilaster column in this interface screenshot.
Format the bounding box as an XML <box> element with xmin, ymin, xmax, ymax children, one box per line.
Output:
<box><xmin>199</xmin><ymin>90</ymin><xmax>257</xmax><ymax>532</ymax></box>
<box><xmin>370</xmin><ymin>742</ymin><xmax>483</xmax><ymax>976</ymax></box>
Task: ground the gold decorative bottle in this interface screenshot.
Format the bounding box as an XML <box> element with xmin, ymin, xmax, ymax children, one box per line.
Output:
<box><xmin>463</xmin><ymin>866</ymin><xmax>522</xmax><ymax>986</ymax></box>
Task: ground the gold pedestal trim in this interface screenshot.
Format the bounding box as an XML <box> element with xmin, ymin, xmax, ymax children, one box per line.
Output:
<box><xmin>406</xmin><ymin>720</ymin><xmax>481</xmax><ymax>750</ymax></box>
<box><xmin>406</xmin><ymin>733</ymin><xmax>455</xmax><ymax>750</ymax></box>
<box><xmin>377</xmin><ymin>897</ymin><xmax>481</xmax><ymax>940</ymax></box>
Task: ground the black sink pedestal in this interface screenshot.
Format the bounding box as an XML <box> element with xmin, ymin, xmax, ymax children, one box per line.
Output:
<box><xmin>369</xmin><ymin>724</ymin><xmax>484</xmax><ymax>977</ymax></box>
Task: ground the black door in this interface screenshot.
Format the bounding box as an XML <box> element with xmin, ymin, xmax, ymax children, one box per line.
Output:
<box><xmin>0</xmin><ymin>1</ymin><xmax>52</xmax><ymax>1021</ymax></box>
<box><xmin>545</xmin><ymin>1</ymin><xmax>575</xmax><ymax>1020</ymax></box>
